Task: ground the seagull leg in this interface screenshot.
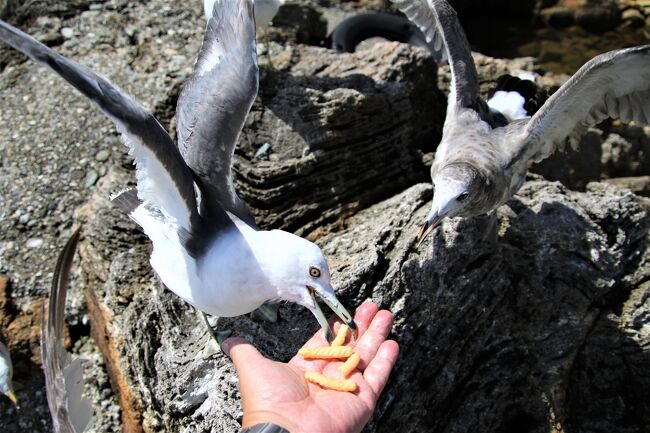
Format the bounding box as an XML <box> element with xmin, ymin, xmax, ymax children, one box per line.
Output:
<box><xmin>264</xmin><ymin>30</ymin><xmax>275</xmax><ymax>70</ymax></box>
<box><xmin>250</xmin><ymin>301</ymin><xmax>279</xmax><ymax>323</ymax></box>
<box><xmin>202</xmin><ymin>312</ymin><xmax>231</xmax><ymax>347</ymax></box>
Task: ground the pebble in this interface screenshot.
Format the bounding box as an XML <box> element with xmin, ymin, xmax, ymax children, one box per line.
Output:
<box><xmin>255</xmin><ymin>142</ymin><xmax>272</xmax><ymax>158</ymax></box>
<box><xmin>61</xmin><ymin>27</ymin><xmax>74</xmax><ymax>39</ymax></box>
<box><xmin>84</xmin><ymin>170</ymin><xmax>99</xmax><ymax>188</ymax></box>
<box><xmin>25</xmin><ymin>238</ymin><xmax>44</xmax><ymax>249</ymax></box>
<box><xmin>95</xmin><ymin>149</ymin><xmax>110</xmax><ymax>162</ymax></box>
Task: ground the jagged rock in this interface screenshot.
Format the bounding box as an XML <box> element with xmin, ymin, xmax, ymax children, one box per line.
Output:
<box><xmin>78</xmin><ymin>165</ymin><xmax>650</xmax><ymax>432</ymax></box>
<box><xmin>234</xmin><ymin>42</ymin><xmax>442</xmax><ymax>234</ymax></box>
<box><xmin>603</xmin><ymin>175</ymin><xmax>650</xmax><ymax>197</ymax></box>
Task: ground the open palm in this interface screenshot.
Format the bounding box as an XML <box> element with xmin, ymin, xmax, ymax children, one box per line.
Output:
<box><xmin>223</xmin><ymin>302</ymin><xmax>399</xmax><ymax>433</ymax></box>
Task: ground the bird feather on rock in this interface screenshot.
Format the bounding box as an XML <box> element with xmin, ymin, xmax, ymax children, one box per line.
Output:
<box><xmin>41</xmin><ymin>228</ymin><xmax>93</xmax><ymax>433</ymax></box>
<box><xmin>391</xmin><ymin>0</ymin><xmax>650</xmax><ymax>243</ymax></box>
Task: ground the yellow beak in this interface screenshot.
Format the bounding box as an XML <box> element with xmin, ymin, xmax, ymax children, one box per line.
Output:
<box><xmin>6</xmin><ymin>390</ymin><xmax>18</xmax><ymax>406</ymax></box>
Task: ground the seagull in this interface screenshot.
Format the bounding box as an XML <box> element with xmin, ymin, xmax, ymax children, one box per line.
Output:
<box><xmin>0</xmin><ymin>0</ymin><xmax>355</xmax><ymax>342</ymax></box>
<box><xmin>392</xmin><ymin>0</ymin><xmax>650</xmax><ymax>242</ymax></box>
<box><xmin>0</xmin><ymin>340</ymin><xmax>18</xmax><ymax>406</ymax></box>
<box><xmin>42</xmin><ymin>228</ymin><xmax>93</xmax><ymax>433</ymax></box>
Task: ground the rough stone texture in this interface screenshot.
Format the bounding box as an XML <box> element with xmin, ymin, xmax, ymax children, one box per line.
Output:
<box><xmin>603</xmin><ymin>175</ymin><xmax>650</xmax><ymax>197</ymax></box>
<box><xmin>1</xmin><ymin>0</ymin><xmax>650</xmax><ymax>432</ymax></box>
<box><xmin>233</xmin><ymin>41</ymin><xmax>442</xmax><ymax>234</ymax></box>
<box><xmin>78</xmin><ymin>166</ymin><xmax>650</xmax><ymax>432</ymax></box>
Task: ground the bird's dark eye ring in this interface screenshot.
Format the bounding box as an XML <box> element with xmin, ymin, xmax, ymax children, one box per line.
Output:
<box><xmin>457</xmin><ymin>192</ymin><xmax>469</xmax><ymax>202</ymax></box>
<box><xmin>309</xmin><ymin>267</ymin><xmax>321</xmax><ymax>278</ymax></box>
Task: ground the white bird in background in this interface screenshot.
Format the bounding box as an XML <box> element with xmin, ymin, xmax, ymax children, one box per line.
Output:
<box><xmin>42</xmin><ymin>228</ymin><xmax>93</xmax><ymax>433</ymax></box>
<box><xmin>0</xmin><ymin>0</ymin><xmax>354</xmax><ymax>343</ymax></box>
<box><xmin>392</xmin><ymin>0</ymin><xmax>650</xmax><ymax>243</ymax></box>
<box><xmin>0</xmin><ymin>340</ymin><xmax>18</xmax><ymax>407</ymax></box>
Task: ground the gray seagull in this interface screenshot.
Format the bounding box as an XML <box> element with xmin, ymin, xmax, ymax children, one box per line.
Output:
<box><xmin>392</xmin><ymin>0</ymin><xmax>650</xmax><ymax>242</ymax></box>
<box><xmin>42</xmin><ymin>228</ymin><xmax>93</xmax><ymax>433</ymax></box>
<box><xmin>0</xmin><ymin>0</ymin><xmax>355</xmax><ymax>342</ymax></box>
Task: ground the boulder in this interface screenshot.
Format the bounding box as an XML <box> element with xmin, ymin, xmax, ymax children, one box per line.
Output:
<box><xmin>78</xmin><ymin>165</ymin><xmax>650</xmax><ymax>432</ymax></box>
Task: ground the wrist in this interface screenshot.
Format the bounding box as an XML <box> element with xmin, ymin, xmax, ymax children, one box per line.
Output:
<box><xmin>243</xmin><ymin>410</ymin><xmax>297</xmax><ymax>433</ymax></box>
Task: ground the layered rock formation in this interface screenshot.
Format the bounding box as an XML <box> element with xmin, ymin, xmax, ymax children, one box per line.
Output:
<box><xmin>1</xmin><ymin>1</ymin><xmax>650</xmax><ymax>433</ymax></box>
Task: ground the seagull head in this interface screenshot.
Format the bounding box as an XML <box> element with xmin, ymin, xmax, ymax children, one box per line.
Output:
<box><xmin>264</xmin><ymin>230</ymin><xmax>356</xmax><ymax>342</ymax></box>
<box><xmin>417</xmin><ymin>163</ymin><xmax>479</xmax><ymax>244</ymax></box>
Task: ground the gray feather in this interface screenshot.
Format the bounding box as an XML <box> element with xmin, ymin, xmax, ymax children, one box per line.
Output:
<box><xmin>391</xmin><ymin>0</ymin><xmax>486</xmax><ymax>116</ymax></box>
<box><xmin>41</xmin><ymin>228</ymin><xmax>93</xmax><ymax>433</ymax></box>
<box><xmin>514</xmin><ymin>45</ymin><xmax>650</xmax><ymax>164</ymax></box>
<box><xmin>176</xmin><ymin>0</ymin><xmax>259</xmax><ymax>228</ymax></box>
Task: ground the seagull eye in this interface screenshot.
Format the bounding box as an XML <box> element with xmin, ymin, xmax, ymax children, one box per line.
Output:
<box><xmin>309</xmin><ymin>267</ymin><xmax>321</xmax><ymax>278</ymax></box>
<box><xmin>457</xmin><ymin>192</ymin><xmax>469</xmax><ymax>202</ymax></box>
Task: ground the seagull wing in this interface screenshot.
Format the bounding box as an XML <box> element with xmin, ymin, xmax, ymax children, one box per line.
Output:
<box><xmin>392</xmin><ymin>0</ymin><xmax>484</xmax><ymax>113</ymax></box>
<box><xmin>512</xmin><ymin>45</ymin><xmax>650</xmax><ymax>164</ymax></box>
<box><xmin>0</xmin><ymin>20</ymin><xmax>202</xmax><ymax>238</ymax></box>
<box><xmin>42</xmin><ymin>228</ymin><xmax>93</xmax><ymax>433</ymax></box>
<box><xmin>392</xmin><ymin>0</ymin><xmax>446</xmax><ymax>60</ymax></box>
<box><xmin>176</xmin><ymin>0</ymin><xmax>259</xmax><ymax>227</ymax></box>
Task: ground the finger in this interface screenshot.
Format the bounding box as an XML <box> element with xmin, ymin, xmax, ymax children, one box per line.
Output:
<box><xmin>222</xmin><ymin>337</ymin><xmax>268</xmax><ymax>377</ymax></box>
<box><xmin>353</xmin><ymin>309</ymin><xmax>393</xmax><ymax>370</ymax></box>
<box><xmin>352</xmin><ymin>301</ymin><xmax>379</xmax><ymax>339</ymax></box>
<box><xmin>363</xmin><ymin>340</ymin><xmax>399</xmax><ymax>397</ymax></box>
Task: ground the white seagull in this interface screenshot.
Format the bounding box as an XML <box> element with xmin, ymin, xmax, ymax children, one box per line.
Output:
<box><xmin>392</xmin><ymin>0</ymin><xmax>650</xmax><ymax>242</ymax></box>
<box><xmin>0</xmin><ymin>0</ymin><xmax>354</xmax><ymax>341</ymax></box>
<box><xmin>42</xmin><ymin>228</ymin><xmax>93</xmax><ymax>433</ymax></box>
<box><xmin>0</xmin><ymin>340</ymin><xmax>18</xmax><ymax>406</ymax></box>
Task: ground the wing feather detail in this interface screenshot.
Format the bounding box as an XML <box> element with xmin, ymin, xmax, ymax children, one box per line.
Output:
<box><xmin>176</xmin><ymin>0</ymin><xmax>258</xmax><ymax>227</ymax></box>
<box><xmin>42</xmin><ymin>228</ymin><xmax>93</xmax><ymax>433</ymax></box>
<box><xmin>514</xmin><ymin>45</ymin><xmax>650</xmax><ymax>163</ymax></box>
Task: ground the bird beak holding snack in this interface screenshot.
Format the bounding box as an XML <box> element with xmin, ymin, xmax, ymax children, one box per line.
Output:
<box><xmin>307</xmin><ymin>286</ymin><xmax>357</xmax><ymax>343</ymax></box>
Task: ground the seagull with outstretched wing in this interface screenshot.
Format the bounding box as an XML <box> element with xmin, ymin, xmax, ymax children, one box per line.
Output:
<box><xmin>0</xmin><ymin>0</ymin><xmax>355</xmax><ymax>342</ymax></box>
<box><xmin>42</xmin><ymin>228</ymin><xmax>93</xmax><ymax>433</ymax></box>
<box><xmin>392</xmin><ymin>0</ymin><xmax>650</xmax><ymax>242</ymax></box>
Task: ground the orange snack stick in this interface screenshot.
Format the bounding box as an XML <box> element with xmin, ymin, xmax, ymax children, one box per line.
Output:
<box><xmin>305</xmin><ymin>371</ymin><xmax>357</xmax><ymax>392</ymax></box>
<box><xmin>330</xmin><ymin>324</ymin><xmax>349</xmax><ymax>347</ymax></box>
<box><xmin>298</xmin><ymin>346</ymin><xmax>353</xmax><ymax>359</ymax></box>
<box><xmin>339</xmin><ymin>352</ymin><xmax>360</xmax><ymax>378</ymax></box>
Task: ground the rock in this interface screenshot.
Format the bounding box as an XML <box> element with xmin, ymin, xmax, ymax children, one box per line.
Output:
<box><xmin>539</xmin><ymin>6</ymin><xmax>576</xmax><ymax>27</ymax></box>
<box><xmin>95</xmin><ymin>149</ymin><xmax>110</xmax><ymax>162</ymax></box>
<box><xmin>601</xmin><ymin>124</ymin><xmax>650</xmax><ymax>178</ymax></box>
<box><xmin>531</xmin><ymin>129</ymin><xmax>603</xmax><ymax>190</ymax></box>
<box><xmin>60</xmin><ymin>27</ymin><xmax>74</xmax><ymax>39</ymax></box>
<box><xmin>622</xmin><ymin>8</ymin><xmax>646</xmax><ymax>27</ymax></box>
<box><xmin>602</xmin><ymin>176</ymin><xmax>650</xmax><ymax>197</ymax></box>
<box><xmin>271</xmin><ymin>3</ymin><xmax>328</xmax><ymax>45</ymax></box>
<box><xmin>84</xmin><ymin>170</ymin><xmax>99</xmax><ymax>188</ymax></box>
<box><xmin>77</xmin><ymin>168</ymin><xmax>650</xmax><ymax>432</ymax></box>
<box><xmin>234</xmin><ymin>42</ymin><xmax>442</xmax><ymax>234</ymax></box>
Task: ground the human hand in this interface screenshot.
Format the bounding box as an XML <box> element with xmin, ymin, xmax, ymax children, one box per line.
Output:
<box><xmin>222</xmin><ymin>301</ymin><xmax>399</xmax><ymax>433</ymax></box>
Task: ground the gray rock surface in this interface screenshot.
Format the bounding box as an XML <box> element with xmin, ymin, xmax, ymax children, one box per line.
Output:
<box><xmin>1</xmin><ymin>0</ymin><xmax>649</xmax><ymax>432</ymax></box>
<box><xmin>78</xmin><ymin>165</ymin><xmax>650</xmax><ymax>432</ymax></box>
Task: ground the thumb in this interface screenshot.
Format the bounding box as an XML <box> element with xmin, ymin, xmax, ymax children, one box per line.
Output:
<box><xmin>222</xmin><ymin>337</ymin><xmax>267</xmax><ymax>376</ymax></box>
